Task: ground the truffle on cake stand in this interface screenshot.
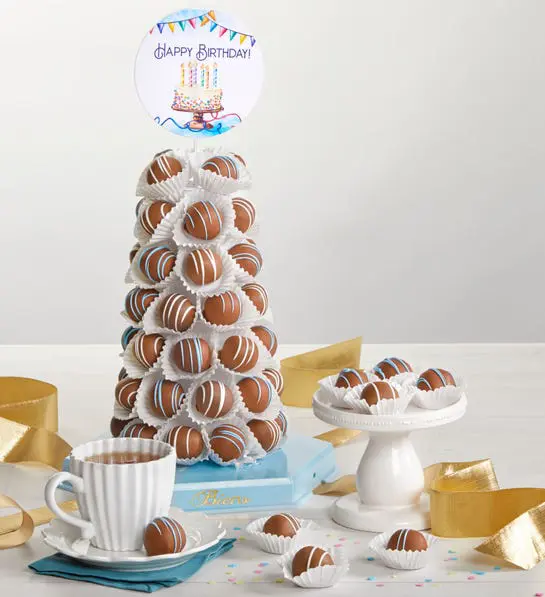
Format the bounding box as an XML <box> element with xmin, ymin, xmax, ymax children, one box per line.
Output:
<box><xmin>312</xmin><ymin>392</ymin><xmax>467</xmax><ymax>532</ymax></box>
<box><xmin>171</xmin><ymin>106</ymin><xmax>223</xmax><ymax>131</ymax></box>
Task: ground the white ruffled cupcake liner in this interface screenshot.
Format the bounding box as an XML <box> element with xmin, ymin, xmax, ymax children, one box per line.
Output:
<box><xmin>161</xmin><ymin>333</ymin><xmax>218</xmax><ymax>382</ymax></box>
<box><xmin>130</xmin><ymin>241</ymin><xmax>179</xmax><ymax>290</ymax></box>
<box><xmin>175</xmin><ymin>245</ymin><xmax>236</xmax><ymax>298</ymax></box>
<box><xmin>343</xmin><ymin>381</ymin><xmax>412</xmax><ymax>415</ymax></box>
<box><xmin>113</xmin><ymin>399</ymin><xmax>137</xmax><ymax>421</ymax></box>
<box><xmin>411</xmin><ymin>373</ymin><xmax>465</xmax><ymax>410</ymax></box>
<box><xmin>136</xmin><ymin>150</ymin><xmax>190</xmax><ymax>201</ymax></box>
<box><xmin>245</xmin><ymin>517</ymin><xmax>318</xmax><ymax>554</ymax></box>
<box><xmin>317</xmin><ymin>371</ymin><xmax>380</xmax><ymax>408</ymax></box>
<box><xmin>368</xmin><ymin>531</ymin><xmax>438</xmax><ymax>570</ymax></box>
<box><xmin>156</xmin><ymin>411</ymin><xmax>210</xmax><ymax>466</ymax></box>
<box><xmin>134</xmin><ymin>369</ymin><xmax>187</xmax><ymax>427</ymax></box>
<box><xmin>205</xmin><ymin>416</ymin><xmax>256</xmax><ymax>466</ymax></box>
<box><xmin>142</xmin><ymin>284</ymin><xmax>198</xmax><ymax>336</ymax></box>
<box><xmin>373</xmin><ymin>370</ymin><xmax>419</xmax><ymax>386</ymax></box>
<box><xmin>278</xmin><ymin>544</ymin><xmax>348</xmax><ymax>588</ymax></box>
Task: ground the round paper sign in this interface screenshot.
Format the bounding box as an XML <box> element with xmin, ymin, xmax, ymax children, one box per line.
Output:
<box><xmin>135</xmin><ymin>8</ymin><xmax>263</xmax><ymax>138</ymax></box>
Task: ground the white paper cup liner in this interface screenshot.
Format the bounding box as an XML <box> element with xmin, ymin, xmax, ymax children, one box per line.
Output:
<box><xmin>134</xmin><ymin>200</ymin><xmax>184</xmax><ymax>245</ymax></box>
<box><xmin>130</xmin><ymin>241</ymin><xmax>179</xmax><ymax>290</ymax></box>
<box><xmin>369</xmin><ymin>531</ymin><xmax>438</xmax><ymax>570</ymax></box>
<box><xmin>373</xmin><ymin>370</ymin><xmax>419</xmax><ymax>386</ymax></box>
<box><xmin>317</xmin><ymin>371</ymin><xmax>379</xmax><ymax>408</ymax></box>
<box><xmin>156</xmin><ymin>411</ymin><xmax>209</xmax><ymax>465</ymax></box>
<box><xmin>134</xmin><ymin>370</ymin><xmax>187</xmax><ymax>427</ymax></box>
<box><xmin>113</xmin><ymin>399</ymin><xmax>137</xmax><ymax>421</ymax></box>
<box><xmin>343</xmin><ymin>381</ymin><xmax>412</xmax><ymax>415</ymax></box>
<box><xmin>411</xmin><ymin>373</ymin><xmax>465</xmax><ymax>410</ymax></box>
<box><xmin>279</xmin><ymin>544</ymin><xmax>348</xmax><ymax>588</ymax></box>
<box><xmin>195</xmin><ymin>288</ymin><xmax>261</xmax><ymax>333</ymax></box>
<box><xmin>205</xmin><ymin>416</ymin><xmax>256</xmax><ymax>466</ymax></box>
<box><xmin>175</xmin><ymin>246</ymin><xmax>236</xmax><ymax>297</ymax></box>
<box><xmin>136</xmin><ymin>150</ymin><xmax>190</xmax><ymax>201</ymax></box>
<box><xmin>245</xmin><ymin>517</ymin><xmax>319</xmax><ymax>555</ymax></box>
<box><xmin>215</xmin><ymin>330</ymin><xmax>277</xmax><ymax>377</ymax></box>
<box><xmin>196</xmin><ymin>165</ymin><xmax>251</xmax><ymax>195</ymax></box>
<box><xmin>142</xmin><ymin>284</ymin><xmax>198</xmax><ymax>336</ymax></box>
<box><xmin>161</xmin><ymin>333</ymin><xmax>218</xmax><ymax>382</ymax></box>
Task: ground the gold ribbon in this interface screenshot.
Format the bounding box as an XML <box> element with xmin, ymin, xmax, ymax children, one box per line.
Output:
<box><xmin>0</xmin><ymin>377</ymin><xmax>75</xmax><ymax>549</ymax></box>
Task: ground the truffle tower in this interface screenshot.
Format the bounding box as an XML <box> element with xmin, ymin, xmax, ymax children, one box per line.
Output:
<box><xmin>111</xmin><ymin>149</ymin><xmax>287</xmax><ymax>466</ymax></box>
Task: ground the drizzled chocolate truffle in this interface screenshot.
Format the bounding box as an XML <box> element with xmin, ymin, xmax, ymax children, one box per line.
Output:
<box><xmin>232</xmin><ymin>197</ymin><xmax>255</xmax><ymax>233</ymax></box>
<box><xmin>183</xmin><ymin>200</ymin><xmax>223</xmax><ymax>240</ymax></box>
<box><xmin>219</xmin><ymin>335</ymin><xmax>259</xmax><ymax>372</ymax></box>
<box><xmin>263</xmin><ymin>513</ymin><xmax>300</xmax><ymax>538</ymax></box>
<box><xmin>144</xmin><ymin>516</ymin><xmax>186</xmax><ymax>555</ymax></box>
<box><xmin>121</xmin><ymin>421</ymin><xmax>157</xmax><ymax>439</ymax></box>
<box><xmin>335</xmin><ymin>368</ymin><xmax>369</xmax><ymax>388</ymax></box>
<box><xmin>184</xmin><ymin>248</ymin><xmax>223</xmax><ymax>286</ymax></box>
<box><xmin>228</xmin><ymin>243</ymin><xmax>262</xmax><ymax>277</ymax></box>
<box><xmin>373</xmin><ymin>358</ymin><xmax>412</xmax><ymax>380</ymax></box>
<box><xmin>202</xmin><ymin>156</ymin><xmax>239</xmax><ymax>179</ymax></box>
<box><xmin>194</xmin><ymin>380</ymin><xmax>233</xmax><ymax>419</ymax></box>
<box><xmin>202</xmin><ymin>291</ymin><xmax>241</xmax><ymax>326</ymax></box>
<box><xmin>237</xmin><ymin>377</ymin><xmax>273</xmax><ymax>413</ymax></box>
<box><xmin>137</xmin><ymin>245</ymin><xmax>176</xmax><ymax>283</ymax></box>
<box><xmin>139</xmin><ymin>201</ymin><xmax>173</xmax><ymax>235</ymax></box>
<box><xmin>115</xmin><ymin>377</ymin><xmax>141</xmax><ymax>410</ymax></box>
<box><xmin>251</xmin><ymin>325</ymin><xmax>278</xmax><ymax>356</ymax></box>
<box><xmin>147</xmin><ymin>155</ymin><xmax>183</xmax><ymax>185</ymax></box>
<box><xmin>158</xmin><ymin>294</ymin><xmax>195</xmax><ymax>332</ymax></box>
<box><xmin>275</xmin><ymin>411</ymin><xmax>288</xmax><ymax>435</ymax></box>
<box><xmin>134</xmin><ymin>332</ymin><xmax>165</xmax><ymax>369</ymax></box>
<box><xmin>125</xmin><ymin>288</ymin><xmax>159</xmax><ymax>322</ymax></box>
<box><xmin>263</xmin><ymin>368</ymin><xmax>284</xmax><ymax>395</ymax></box>
<box><xmin>361</xmin><ymin>381</ymin><xmax>398</xmax><ymax>406</ymax></box>
<box><xmin>417</xmin><ymin>368</ymin><xmax>456</xmax><ymax>391</ymax></box>
<box><xmin>209</xmin><ymin>424</ymin><xmax>246</xmax><ymax>462</ymax></box>
<box><xmin>121</xmin><ymin>326</ymin><xmax>139</xmax><ymax>350</ymax></box>
<box><xmin>172</xmin><ymin>337</ymin><xmax>212</xmax><ymax>374</ymax></box>
<box><xmin>292</xmin><ymin>546</ymin><xmax>334</xmax><ymax>577</ymax></box>
<box><xmin>242</xmin><ymin>283</ymin><xmax>268</xmax><ymax>315</ymax></box>
<box><xmin>387</xmin><ymin>529</ymin><xmax>428</xmax><ymax>551</ymax></box>
<box><xmin>166</xmin><ymin>426</ymin><xmax>204</xmax><ymax>460</ymax></box>
<box><xmin>149</xmin><ymin>379</ymin><xmax>184</xmax><ymax>418</ymax></box>
<box><xmin>110</xmin><ymin>417</ymin><xmax>128</xmax><ymax>437</ymax></box>
<box><xmin>248</xmin><ymin>419</ymin><xmax>281</xmax><ymax>452</ymax></box>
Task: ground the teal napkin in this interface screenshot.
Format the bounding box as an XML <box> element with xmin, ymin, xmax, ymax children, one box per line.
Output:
<box><xmin>29</xmin><ymin>538</ymin><xmax>235</xmax><ymax>592</ymax></box>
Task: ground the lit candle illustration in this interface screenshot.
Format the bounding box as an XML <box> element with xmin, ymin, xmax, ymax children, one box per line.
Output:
<box><xmin>193</xmin><ymin>63</ymin><xmax>197</xmax><ymax>88</ymax></box>
<box><xmin>201</xmin><ymin>63</ymin><xmax>205</xmax><ymax>88</ymax></box>
<box><xmin>213</xmin><ymin>63</ymin><xmax>218</xmax><ymax>88</ymax></box>
<box><xmin>180</xmin><ymin>63</ymin><xmax>185</xmax><ymax>87</ymax></box>
<box><xmin>205</xmin><ymin>64</ymin><xmax>210</xmax><ymax>89</ymax></box>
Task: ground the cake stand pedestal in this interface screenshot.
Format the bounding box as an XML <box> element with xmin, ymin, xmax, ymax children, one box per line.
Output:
<box><xmin>172</xmin><ymin>106</ymin><xmax>223</xmax><ymax>131</ymax></box>
<box><xmin>312</xmin><ymin>393</ymin><xmax>467</xmax><ymax>532</ymax></box>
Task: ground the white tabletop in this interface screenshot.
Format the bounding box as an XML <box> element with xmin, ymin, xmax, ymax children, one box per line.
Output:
<box><xmin>1</xmin><ymin>343</ymin><xmax>544</xmax><ymax>596</ymax></box>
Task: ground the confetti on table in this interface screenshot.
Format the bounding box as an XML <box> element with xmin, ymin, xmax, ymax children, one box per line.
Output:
<box><xmin>208</xmin><ymin>581</ymin><xmax>216</xmax><ymax>584</ymax></box>
<box><xmin>425</xmin><ymin>578</ymin><xmax>432</xmax><ymax>582</ymax></box>
<box><xmin>233</xmin><ymin>526</ymin><xmax>242</xmax><ymax>531</ymax></box>
<box><xmin>235</xmin><ymin>581</ymin><xmax>244</xmax><ymax>585</ymax></box>
<box><xmin>339</xmin><ymin>537</ymin><xmax>346</xmax><ymax>541</ymax></box>
<box><xmin>415</xmin><ymin>584</ymin><xmax>424</xmax><ymax>587</ymax></box>
<box><xmin>367</xmin><ymin>556</ymin><xmax>375</xmax><ymax>561</ymax></box>
<box><xmin>493</xmin><ymin>566</ymin><xmax>501</xmax><ymax>570</ymax></box>
<box><xmin>376</xmin><ymin>583</ymin><xmax>384</xmax><ymax>587</ymax></box>
<box><xmin>334</xmin><ymin>544</ymin><xmax>342</xmax><ymax>548</ymax></box>
<box><xmin>367</xmin><ymin>576</ymin><xmax>376</xmax><ymax>581</ymax></box>
<box><xmin>326</xmin><ymin>533</ymin><xmax>332</xmax><ymax>537</ymax></box>
<box><xmin>258</xmin><ymin>562</ymin><xmax>269</xmax><ymax>567</ymax></box>
<box><xmin>467</xmin><ymin>575</ymin><xmax>476</xmax><ymax>580</ymax></box>
<box><xmin>447</xmin><ymin>572</ymin><xmax>457</xmax><ymax>576</ymax></box>
<box><xmin>228</xmin><ymin>577</ymin><xmax>236</xmax><ymax>582</ymax></box>
<box><xmin>472</xmin><ymin>571</ymin><xmax>486</xmax><ymax>575</ymax></box>
<box><xmin>227</xmin><ymin>564</ymin><xmax>238</xmax><ymax>568</ymax></box>
<box><xmin>275</xmin><ymin>578</ymin><xmax>284</xmax><ymax>583</ymax></box>
<box><xmin>535</xmin><ymin>593</ymin><xmax>543</xmax><ymax>597</ymax></box>
<box><xmin>448</xmin><ymin>557</ymin><xmax>458</xmax><ymax>561</ymax></box>
<box><xmin>354</xmin><ymin>540</ymin><xmax>360</xmax><ymax>544</ymax></box>
<box><xmin>239</xmin><ymin>536</ymin><xmax>246</xmax><ymax>541</ymax></box>
<box><xmin>390</xmin><ymin>574</ymin><xmax>397</xmax><ymax>579</ymax></box>
<box><xmin>448</xmin><ymin>549</ymin><xmax>456</xmax><ymax>554</ymax></box>
<box><xmin>254</xmin><ymin>570</ymin><xmax>262</xmax><ymax>574</ymax></box>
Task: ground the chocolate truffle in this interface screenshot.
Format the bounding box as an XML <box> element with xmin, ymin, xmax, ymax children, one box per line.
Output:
<box><xmin>158</xmin><ymin>293</ymin><xmax>195</xmax><ymax>332</ymax></box>
<box><xmin>118</xmin><ymin>367</ymin><xmax>128</xmax><ymax>381</ymax></box>
<box><xmin>251</xmin><ymin>325</ymin><xmax>278</xmax><ymax>356</ymax></box>
<box><xmin>292</xmin><ymin>546</ymin><xmax>334</xmax><ymax>577</ymax></box>
<box><xmin>242</xmin><ymin>283</ymin><xmax>268</xmax><ymax>315</ymax></box>
<box><xmin>166</xmin><ymin>425</ymin><xmax>204</xmax><ymax>460</ymax></box>
<box><xmin>121</xmin><ymin>421</ymin><xmax>157</xmax><ymax>439</ymax></box>
<box><xmin>387</xmin><ymin>529</ymin><xmax>428</xmax><ymax>551</ymax></box>
<box><xmin>232</xmin><ymin>197</ymin><xmax>256</xmax><ymax>233</ymax></box>
<box><xmin>137</xmin><ymin>245</ymin><xmax>176</xmax><ymax>283</ymax></box>
<box><xmin>237</xmin><ymin>377</ymin><xmax>273</xmax><ymax>413</ymax></box>
<box><xmin>263</xmin><ymin>513</ymin><xmax>301</xmax><ymax>538</ymax></box>
<box><xmin>125</xmin><ymin>287</ymin><xmax>159</xmax><ymax>322</ymax></box>
<box><xmin>184</xmin><ymin>248</ymin><xmax>223</xmax><ymax>286</ymax></box>
<box><xmin>144</xmin><ymin>516</ymin><xmax>186</xmax><ymax>556</ymax></box>
<box><xmin>335</xmin><ymin>368</ymin><xmax>369</xmax><ymax>389</ymax></box>
<box><xmin>147</xmin><ymin>155</ymin><xmax>183</xmax><ymax>185</ymax></box>
<box><xmin>202</xmin><ymin>155</ymin><xmax>239</xmax><ymax>179</ymax></box>
<box><xmin>183</xmin><ymin>200</ymin><xmax>223</xmax><ymax>240</ymax></box>
<box><xmin>209</xmin><ymin>424</ymin><xmax>246</xmax><ymax>462</ymax></box>
<box><xmin>417</xmin><ymin>368</ymin><xmax>456</xmax><ymax>391</ymax></box>
<box><xmin>228</xmin><ymin>242</ymin><xmax>262</xmax><ymax>277</ymax></box>
<box><xmin>115</xmin><ymin>377</ymin><xmax>141</xmax><ymax>410</ymax></box>
<box><xmin>139</xmin><ymin>200</ymin><xmax>173</xmax><ymax>235</ymax></box>
<box><xmin>129</xmin><ymin>243</ymin><xmax>140</xmax><ymax>263</ymax></box>
<box><xmin>248</xmin><ymin>419</ymin><xmax>281</xmax><ymax>452</ymax></box>
<box><xmin>172</xmin><ymin>337</ymin><xmax>212</xmax><ymax>374</ymax></box>
<box><xmin>194</xmin><ymin>380</ymin><xmax>234</xmax><ymax>419</ymax></box>
<box><xmin>373</xmin><ymin>357</ymin><xmax>413</xmax><ymax>380</ymax></box>
<box><xmin>232</xmin><ymin>153</ymin><xmax>246</xmax><ymax>166</ymax></box>
<box><xmin>275</xmin><ymin>411</ymin><xmax>288</xmax><ymax>435</ymax></box>
<box><xmin>110</xmin><ymin>417</ymin><xmax>127</xmax><ymax>438</ymax></box>
<box><xmin>202</xmin><ymin>291</ymin><xmax>241</xmax><ymax>326</ymax></box>
<box><xmin>219</xmin><ymin>335</ymin><xmax>259</xmax><ymax>372</ymax></box>
<box><xmin>121</xmin><ymin>326</ymin><xmax>139</xmax><ymax>350</ymax></box>
<box><xmin>149</xmin><ymin>379</ymin><xmax>184</xmax><ymax>418</ymax></box>
<box><xmin>263</xmin><ymin>368</ymin><xmax>284</xmax><ymax>395</ymax></box>
<box><xmin>361</xmin><ymin>381</ymin><xmax>398</xmax><ymax>406</ymax></box>
<box><xmin>134</xmin><ymin>332</ymin><xmax>165</xmax><ymax>369</ymax></box>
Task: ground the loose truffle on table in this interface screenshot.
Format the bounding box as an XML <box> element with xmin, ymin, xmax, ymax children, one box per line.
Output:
<box><xmin>209</xmin><ymin>424</ymin><xmax>246</xmax><ymax>462</ymax></box>
<box><xmin>125</xmin><ymin>288</ymin><xmax>159</xmax><ymax>322</ymax></box>
<box><xmin>248</xmin><ymin>419</ymin><xmax>281</xmax><ymax>452</ymax></box>
<box><xmin>201</xmin><ymin>156</ymin><xmax>239</xmax><ymax>179</ymax></box>
<box><xmin>110</xmin><ymin>417</ymin><xmax>129</xmax><ymax>438</ymax></box>
<box><xmin>219</xmin><ymin>335</ymin><xmax>259</xmax><ymax>372</ymax></box>
<box><xmin>202</xmin><ymin>291</ymin><xmax>241</xmax><ymax>326</ymax></box>
<box><xmin>237</xmin><ymin>377</ymin><xmax>273</xmax><ymax>413</ymax></box>
<box><xmin>121</xmin><ymin>326</ymin><xmax>139</xmax><ymax>350</ymax></box>
<box><xmin>134</xmin><ymin>332</ymin><xmax>165</xmax><ymax>369</ymax></box>
<box><xmin>194</xmin><ymin>380</ymin><xmax>233</xmax><ymax>419</ymax></box>
<box><xmin>292</xmin><ymin>546</ymin><xmax>334</xmax><ymax>577</ymax></box>
<box><xmin>149</xmin><ymin>379</ymin><xmax>184</xmax><ymax>418</ymax></box>
<box><xmin>242</xmin><ymin>283</ymin><xmax>268</xmax><ymax>315</ymax></box>
<box><xmin>263</xmin><ymin>368</ymin><xmax>284</xmax><ymax>395</ymax></box>
<box><xmin>137</xmin><ymin>245</ymin><xmax>176</xmax><ymax>283</ymax></box>
<box><xmin>121</xmin><ymin>421</ymin><xmax>157</xmax><ymax>439</ymax></box>
<box><xmin>115</xmin><ymin>377</ymin><xmax>141</xmax><ymax>410</ymax></box>
<box><xmin>251</xmin><ymin>325</ymin><xmax>278</xmax><ymax>356</ymax></box>
<box><xmin>232</xmin><ymin>197</ymin><xmax>256</xmax><ymax>233</ymax></box>
<box><xmin>147</xmin><ymin>155</ymin><xmax>183</xmax><ymax>185</ymax></box>
<box><xmin>184</xmin><ymin>248</ymin><xmax>223</xmax><ymax>286</ymax></box>
<box><xmin>166</xmin><ymin>426</ymin><xmax>204</xmax><ymax>460</ymax></box>
<box><xmin>183</xmin><ymin>200</ymin><xmax>223</xmax><ymax>240</ymax></box>
<box><xmin>275</xmin><ymin>411</ymin><xmax>288</xmax><ymax>435</ymax></box>
<box><xmin>417</xmin><ymin>368</ymin><xmax>456</xmax><ymax>391</ymax></box>
<box><xmin>361</xmin><ymin>381</ymin><xmax>398</xmax><ymax>406</ymax></box>
<box><xmin>335</xmin><ymin>368</ymin><xmax>369</xmax><ymax>388</ymax></box>
<box><xmin>139</xmin><ymin>201</ymin><xmax>173</xmax><ymax>235</ymax></box>
<box><xmin>386</xmin><ymin>529</ymin><xmax>428</xmax><ymax>551</ymax></box>
<box><xmin>228</xmin><ymin>242</ymin><xmax>263</xmax><ymax>277</ymax></box>
<box><xmin>263</xmin><ymin>513</ymin><xmax>301</xmax><ymax>538</ymax></box>
<box><xmin>144</xmin><ymin>516</ymin><xmax>186</xmax><ymax>556</ymax></box>
<box><xmin>158</xmin><ymin>294</ymin><xmax>196</xmax><ymax>332</ymax></box>
<box><xmin>172</xmin><ymin>337</ymin><xmax>212</xmax><ymax>374</ymax></box>
<box><xmin>373</xmin><ymin>357</ymin><xmax>412</xmax><ymax>380</ymax></box>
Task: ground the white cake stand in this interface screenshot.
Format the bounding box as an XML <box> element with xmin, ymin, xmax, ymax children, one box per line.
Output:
<box><xmin>313</xmin><ymin>392</ymin><xmax>467</xmax><ymax>532</ymax></box>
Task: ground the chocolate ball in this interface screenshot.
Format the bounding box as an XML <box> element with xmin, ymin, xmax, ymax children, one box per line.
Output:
<box><xmin>137</xmin><ymin>245</ymin><xmax>176</xmax><ymax>283</ymax></box>
<box><xmin>209</xmin><ymin>424</ymin><xmax>246</xmax><ymax>462</ymax></box>
<box><xmin>121</xmin><ymin>326</ymin><xmax>139</xmax><ymax>350</ymax></box>
<box><xmin>387</xmin><ymin>529</ymin><xmax>428</xmax><ymax>551</ymax></box>
<box><xmin>275</xmin><ymin>411</ymin><xmax>288</xmax><ymax>435</ymax></box>
<box><xmin>242</xmin><ymin>283</ymin><xmax>268</xmax><ymax>315</ymax></box>
<box><xmin>110</xmin><ymin>417</ymin><xmax>128</xmax><ymax>437</ymax></box>
<box><xmin>202</xmin><ymin>156</ymin><xmax>239</xmax><ymax>179</ymax></box>
<box><xmin>115</xmin><ymin>377</ymin><xmax>141</xmax><ymax>410</ymax></box>
<box><xmin>118</xmin><ymin>367</ymin><xmax>128</xmax><ymax>381</ymax></box>
<box><xmin>129</xmin><ymin>243</ymin><xmax>140</xmax><ymax>263</ymax></box>
<box><xmin>121</xmin><ymin>421</ymin><xmax>157</xmax><ymax>439</ymax></box>
<box><xmin>158</xmin><ymin>294</ymin><xmax>195</xmax><ymax>332</ymax></box>
<box><xmin>292</xmin><ymin>546</ymin><xmax>334</xmax><ymax>577</ymax></box>
<box><xmin>125</xmin><ymin>287</ymin><xmax>159</xmax><ymax>322</ymax></box>
<box><xmin>232</xmin><ymin>153</ymin><xmax>246</xmax><ymax>166</ymax></box>
<box><xmin>202</xmin><ymin>291</ymin><xmax>241</xmax><ymax>326</ymax></box>
<box><xmin>194</xmin><ymin>380</ymin><xmax>233</xmax><ymax>418</ymax></box>
<box><xmin>172</xmin><ymin>337</ymin><xmax>212</xmax><ymax>374</ymax></box>
<box><xmin>361</xmin><ymin>381</ymin><xmax>398</xmax><ymax>406</ymax></box>
<box><xmin>184</xmin><ymin>248</ymin><xmax>223</xmax><ymax>286</ymax></box>
<box><xmin>219</xmin><ymin>335</ymin><xmax>259</xmax><ymax>372</ymax></box>
<box><xmin>263</xmin><ymin>513</ymin><xmax>301</xmax><ymax>538</ymax></box>
<box><xmin>232</xmin><ymin>198</ymin><xmax>255</xmax><ymax>233</ymax></box>
<box><xmin>335</xmin><ymin>368</ymin><xmax>369</xmax><ymax>389</ymax></box>
<box><xmin>248</xmin><ymin>419</ymin><xmax>281</xmax><ymax>452</ymax></box>
<box><xmin>228</xmin><ymin>243</ymin><xmax>262</xmax><ymax>277</ymax></box>
<box><xmin>251</xmin><ymin>325</ymin><xmax>278</xmax><ymax>356</ymax></box>
<box><xmin>147</xmin><ymin>155</ymin><xmax>183</xmax><ymax>185</ymax></box>
<box><xmin>237</xmin><ymin>377</ymin><xmax>273</xmax><ymax>413</ymax></box>
<box><xmin>183</xmin><ymin>200</ymin><xmax>223</xmax><ymax>240</ymax></box>
<box><xmin>417</xmin><ymin>368</ymin><xmax>456</xmax><ymax>391</ymax></box>
<box><xmin>149</xmin><ymin>379</ymin><xmax>184</xmax><ymax>418</ymax></box>
<box><xmin>373</xmin><ymin>357</ymin><xmax>413</xmax><ymax>380</ymax></box>
<box><xmin>166</xmin><ymin>426</ymin><xmax>204</xmax><ymax>459</ymax></box>
<box><xmin>134</xmin><ymin>333</ymin><xmax>165</xmax><ymax>369</ymax></box>
<box><xmin>139</xmin><ymin>201</ymin><xmax>173</xmax><ymax>235</ymax></box>
<box><xmin>263</xmin><ymin>368</ymin><xmax>284</xmax><ymax>395</ymax></box>
<box><xmin>144</xmin><ymin>516</ymin><xmax>186</xmax><ymax>556</ymax></box>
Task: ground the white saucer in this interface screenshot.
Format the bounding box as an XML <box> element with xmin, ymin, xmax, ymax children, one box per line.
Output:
<box><xmin>42</xmin><ymin>507</ymin><xmax>225</xmax><ymax>571</ymax></box>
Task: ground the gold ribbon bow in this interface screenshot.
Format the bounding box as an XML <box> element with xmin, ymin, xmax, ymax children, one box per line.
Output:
<box><xmin>0</xmin><ymin>377</ymin><xmax>75</xmax><ymax>549</ymax></box>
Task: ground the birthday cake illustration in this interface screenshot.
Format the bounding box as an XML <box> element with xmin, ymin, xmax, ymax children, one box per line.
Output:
<box><xmin>172</xmin><ymin>62</ymin><xmax>223</xmax><ymax>113</ymax></box>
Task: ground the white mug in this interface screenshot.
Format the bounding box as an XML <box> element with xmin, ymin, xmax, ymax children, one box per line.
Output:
<box><xmin>45</xmin><ymin>437</ymin><xmax>176</xmax><ymax>551</ymax></box>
